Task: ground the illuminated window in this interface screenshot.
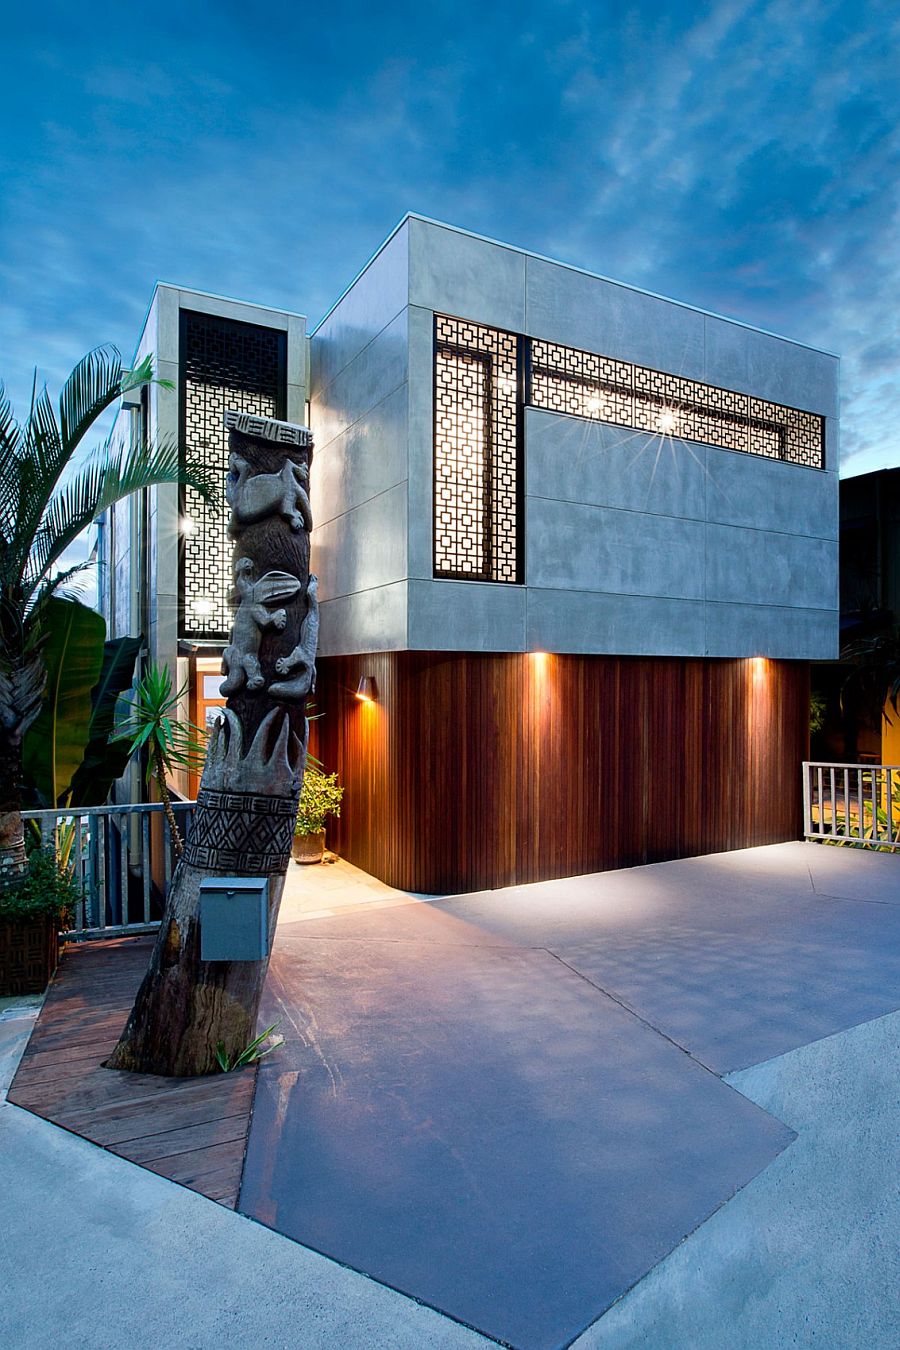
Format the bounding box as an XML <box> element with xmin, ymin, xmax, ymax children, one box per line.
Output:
<box><xmin>433</xmin><ymin>315</ymin><xmax>522</xmax><ymax>582</ymax></box>
<box><xmin>179</xmin><ymin>311</ymin><xmax>286</xmax><ymax>640</ymax></box>
<box><xmin>528</xmin><ymin>338</ymin><xmax>824</xmax><ymax>468</ymax></box>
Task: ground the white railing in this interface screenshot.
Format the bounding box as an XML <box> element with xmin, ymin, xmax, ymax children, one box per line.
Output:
<box><xmin>23</xmin><ymin>800</ymin><xmax>197</xmax><ymax>940</ymax></box>
<box><xmin>803</xmin><ymin>762</ymin><xmax>900</xmax><ymax>851</ymax></box>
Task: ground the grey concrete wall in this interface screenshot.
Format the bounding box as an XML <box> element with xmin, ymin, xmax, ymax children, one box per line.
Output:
<box><xmin>101</xmin><ymin>286</ymin><xmax>307</xmax><ymax>672</ymax></box>
<box><xmin>310</xmin><ymin>222</ymin><xmax>411</xmax><ymax>654</ymax></box>
<box><xmin>402</xmin><ymin>216</ymin><xmax>839</xmax><ymax>659</ymax></box>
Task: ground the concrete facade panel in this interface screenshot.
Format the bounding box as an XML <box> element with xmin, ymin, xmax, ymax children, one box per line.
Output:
<box><xmin>313</xmin><ymin>308</ymin><xmax>408</xmax><ymax>453</ymax></box>
<box><xmin>704</xmin><ymin>448</ymin><xmax>838</xmax><ymax>540</ymax></box>
<box><xmin>526</xmin><ymin>588</ymin><xmax>707</xmax><ymax>656</ymax></box>
<box><xmin>527</xmin><ymin>498</ymin><xmax>706</xmax><ymax>600</ymax></box>
<box><xmin>705</xmin><ymin>602</ymin><xmax>838</xmax><ymax>659</ymax></box>
<box><xmin>525</xmin><ymin>256</ymin><xmax>706</xmax><ymax>381</ymax></box>
<box><xmin>408</xmin><ymin>217</ymin><xmax>526</xmax><ymax>334</ymax></box>
<box><xmin>311</xmin><ymin>384</ymin><xmax>409</xmax><ymax>530</ymax></box>
<box><xmin>703</xmin><ymin>314</ymin><xmax>838</xmax><ymax>418</ymax></box>
<box><xmin>316</xmin><ymin>583</ymin><xmax>408</xmax><ymax>657</ymax></box>
<box><xmin>311</xmin><ymin>482</ymin><xmax>408</xmax><ymax>603</ymax></box>
<box><xmin>705</xmin><ymin>524</ymin><xmax>838</xmax><ymax>610</ymax></box>
<box><xmin>407</xmin><ymin>579</ymin><xmax>526</xmax><ymax>652</ymax></box>
<box><xmin>525</xmin><ymin>410</ymin><xmax>708</xmax><ymax>520</ymax></box>
<box><xmin>406</xmin><ymin>304</ymin><xmax>435</xmax><ymax>581</ymax></box>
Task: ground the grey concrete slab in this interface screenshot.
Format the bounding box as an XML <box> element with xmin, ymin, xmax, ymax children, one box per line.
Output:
<box><xmin>312</xmin><ymin>480</ymin><xmax>407</xmax><ymax>602</ymax></box>
<box><xmin>293</xmin><ymin>844</ymin><xmax>900</xmax><ymax>1075</ymax></box>
<box><xmin>525</xmin><ymin>409</ymin><xmax>708</xmax><ymax>521</ymax></box>
<box><xmin>241</xmin><ymin>932</ymin><xmax>793</xmax><ymax>1350</ymax></box>
<box><xmin>313</xmin><ymin>307</ymin><xmax>408</xmax><ymax>453</ymax></box>
<box><xmin>704</xmin><ymin>599</ymin><xmax>838</xmax><ymax>659</ymax></box>
<box><xmin>525</xmin><ymin>255</ymin><xmax>706</xmax><ymax>382</ymax></box>
<box><xmin>0</xmin><ymin>1010</ymin><xmax>488</xmax><ymax>1350</ymax></box>
<box><xmin>703</xmin><ymin>312</ymin><xmax>839</xmax><ymax>417</ymax></box>
<box><xmin>704</xmin><ymin>522</ymin><xmax>838</xmax><ymax>610</ymax></box>
<box><xmin>526</xmin><ymin>497</ymin><xmax>706</xmax><ymax>599</ymax></box>
<box><xmin>311</xmin><ymin>383</ymin><xmax>409</xmax><ymax>529</ymax></box>
<box><xmin>409</xmin><ymin>216</ymin><xmax>526</xmax><ymax>334</ymax></box>
<box><xmin>525</xmin><ymin>587</ymin><xmax>707</xmax><ymax>656</ymax></box>
<box><xmin>315</xmin><ymin>581</ymin><xmax>408</xmax><ymax>656</ymax></box>
<box><xmin>704</xmin><ymin>445</ymin><xmax>838</xmax><ymax>540</ymax></box>
<box><xmin>572</xmin><ymin>1009</ymin><xmax>900</xmax><ymax>1350</ymax></box>
<box><xmin>408</xmin><ymin>577</ymin><xmax>526</xmax><ymax>651</ymax></box>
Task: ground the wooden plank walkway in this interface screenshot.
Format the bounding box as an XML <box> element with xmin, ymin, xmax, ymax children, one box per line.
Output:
<box><xmin>7</xmin><ymin>937</ymin><xmax>256</xmax><ymax>1208</ymax></box>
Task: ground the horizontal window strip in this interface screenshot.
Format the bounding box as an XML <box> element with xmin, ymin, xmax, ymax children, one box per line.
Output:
<box><xmin>528</xmin><ymin>338</ymin><xmax>824</xmax><ymax>469</ymax></box>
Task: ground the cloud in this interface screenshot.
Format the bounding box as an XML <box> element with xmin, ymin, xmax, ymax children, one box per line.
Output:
<box><xmin>1</xmin><ymin>0</ymin><xmax>898</xmax><ymax>478</ymax></box>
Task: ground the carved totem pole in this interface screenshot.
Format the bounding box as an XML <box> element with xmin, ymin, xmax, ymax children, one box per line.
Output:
<box><xmin>109</xmin><ymin>411</ymin><xmax>318</xmax><ymax>1077</ymax></box>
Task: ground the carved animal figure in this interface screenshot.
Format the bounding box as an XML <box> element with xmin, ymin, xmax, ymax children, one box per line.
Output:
<box><xmin>226</xmin><ymin>454</ymin><xmax>312</xmax><ymax>534</ymax></box>
<box><xmin>220</xmin><ymin>559</ymin><xmax>302</xmax><ymax>695</ymax></box>
<box><xmin>269</xmin><ymin>575</ymin><xmax>319</xmax><ymax>701</ymax></box>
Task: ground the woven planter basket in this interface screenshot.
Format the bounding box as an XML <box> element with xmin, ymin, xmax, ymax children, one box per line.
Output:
<box><xmin>0</xmin><ymin>915</ymin><xmax>59</xmax><ymax>996</ymax></box>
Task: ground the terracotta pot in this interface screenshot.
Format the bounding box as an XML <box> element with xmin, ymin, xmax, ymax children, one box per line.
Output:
<box><xmin>292</xmin><ymin>830</ymin><xmax>326</xmax><ymax>864</ymax></box>
<box><xmin>0</xmin><ymin>915</ymin><xmax>60</xmax><ymax>996</ymax></box>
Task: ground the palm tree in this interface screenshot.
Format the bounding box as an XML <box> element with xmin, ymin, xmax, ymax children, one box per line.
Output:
<box><xmin>114</xmin><ymin>662</ymin><xmax>208</xmax><ymax>857</ymax></box>
<box><xmin>0</xmin><ymin>346</ymin><xmax>217</xmax><ymax>889</ymax></box>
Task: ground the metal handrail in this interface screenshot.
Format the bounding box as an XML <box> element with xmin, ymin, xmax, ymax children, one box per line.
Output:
<box><xmin>23</xmin><ymin>800</ymin><xmax>197</xmax><ymax>940</ymax></box>
<box><xmin>802</xmin><ymin>761</ymin><xmax>900</xmax><ymax>851</ymax></box>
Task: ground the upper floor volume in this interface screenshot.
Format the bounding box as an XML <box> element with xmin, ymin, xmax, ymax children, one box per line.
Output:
<box><xmin>104</xmin><ymin>214</ymin><xmax>839</xmax><ymax>667</ymax></box>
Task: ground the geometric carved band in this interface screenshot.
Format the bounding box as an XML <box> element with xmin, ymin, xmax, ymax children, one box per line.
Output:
<box><xmin>183</xmin><ymin>789</ymin><xmax>298</xmax><ymax>875</ymax></box>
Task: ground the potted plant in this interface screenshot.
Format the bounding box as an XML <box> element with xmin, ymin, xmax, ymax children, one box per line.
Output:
<box><xmin>0</xmin><ymin>850</ymin><xmax>81</xmax><ymax>996</ymax></box>
<box><xmin>292</xmin><ymin>768</ymin><xmax>344</xmax><ymax>864</ymax></box>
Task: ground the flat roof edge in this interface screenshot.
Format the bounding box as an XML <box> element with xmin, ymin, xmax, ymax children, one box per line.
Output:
<box><xmin>129</xmin><ymin>283</ymin><xmax>307</xmax><ymax>369</ymax></box>
<box><xmin>312</xmin><ymin>212</ymin><xmax>840</xmax><ymax>360</ymax></box>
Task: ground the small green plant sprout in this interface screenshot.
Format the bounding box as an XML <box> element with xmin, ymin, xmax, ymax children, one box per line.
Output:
<box><xmin>294</xmin><ymin>767</ymin><xmax>344</xmax><ymax>836</ymax></box>
<box><xmin>214</xmin><ymin>1020</ymin><xmax>284</xmax><ymax>1073</ymax></box>
<box><xmin>114</xmin><ymin>661</ymin><xmax>207</xmax><ymax>856</ymax></box>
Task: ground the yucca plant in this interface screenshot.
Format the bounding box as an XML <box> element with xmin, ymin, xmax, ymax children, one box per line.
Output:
<box><xmin>0</xmin><ymin>347</ymin><xmax>217</xmax><ymax>889</ymax></box>
<box><xmin>114</xmin><ymin>662</ymin><xmax>208</xmax><ymax>856</ymax></box>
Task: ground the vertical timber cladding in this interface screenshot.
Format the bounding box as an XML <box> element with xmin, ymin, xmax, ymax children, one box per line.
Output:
<box><xmin>315</xmin><ymin>652</ymin><xmax>810</xmax><ymax>894</ymax></box>
<box><xmin>179</xmin><ymin>311</ymin><xmax>287</xmax><ymax>641</ymax></box>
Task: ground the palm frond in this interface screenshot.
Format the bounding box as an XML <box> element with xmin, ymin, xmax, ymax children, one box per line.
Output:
<box><xmin>23</xmin><ymin>437</ymin><xmax>219</xmax><ymax>602</ymax></box>
<box><xmin>58</xmin><ymin>345</ymin><xmax>124</xmax><ymax>461</ymax></box>
<box><xmin>24</xmin><ymin>560</ymin><xmax>97</xmax><ymax>624</ymax></box>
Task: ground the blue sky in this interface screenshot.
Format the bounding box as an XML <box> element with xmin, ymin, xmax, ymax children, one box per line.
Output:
<box><xmin>2</xmin><ymin>0</ymin><xmax>899</xmax><ymax>478</ymax></box>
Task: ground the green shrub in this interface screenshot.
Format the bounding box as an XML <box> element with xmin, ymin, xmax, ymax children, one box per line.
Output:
<box><xmin>295</xmin><ymin>768</ymin><xmax>344</xmax><ymax>836</ymax></box>
<box><xmin>0</xmin><ymin>850</ymin><xmax>81</xmax><ymax>923</ymax></box>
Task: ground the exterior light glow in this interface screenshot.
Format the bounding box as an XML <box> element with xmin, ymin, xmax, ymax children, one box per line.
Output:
<box><xmin>355</xmin><ymin>675</ymin><xmax>377</xmax><ymax>702</ymax></box>
<box><xmin>657</xmin><ymin>408</ymin><xmax>678</xmax><ymax>435</ymax></box>
<box><xmin>181</xmin><ymin>515</ymin><xmax>196</xmax><ymax>535</ymax></box>
<box><xmin>193</xmin><ymin>598</ymin><xmax>214</xmax><ymax>617</ymax></box>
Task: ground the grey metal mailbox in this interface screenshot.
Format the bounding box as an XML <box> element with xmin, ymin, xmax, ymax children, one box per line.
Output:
<box><xmin>200</xmin><ymin>876</ymin><xmax>269</xmax><ymax>962</ymax></box>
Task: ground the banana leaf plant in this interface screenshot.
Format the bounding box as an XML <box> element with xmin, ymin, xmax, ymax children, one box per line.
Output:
<box><xmin>22</xmin><ymin>597</ymin><xmax>142</xmax><ymax>809</ymax></box>
<box><xmin>0</xmin><ymin>345</ymin><xmax>218</xmax><ymax>891</ymax></box>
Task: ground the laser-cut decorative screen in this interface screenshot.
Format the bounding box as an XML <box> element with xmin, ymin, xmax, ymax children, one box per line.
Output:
<box><xmin>433</xmin><ymin>315</ymin><xmax>522</xmax><ymax>582</ymax></box>
<box><xmin>528</xmin><ymin>338</ymin><xmax>825</xmax><ymax>467</ymax></box>
<box><xmin>179</xmin><ymin>311</ymin><xmax>286</xmax><ymax>640</ymax></box>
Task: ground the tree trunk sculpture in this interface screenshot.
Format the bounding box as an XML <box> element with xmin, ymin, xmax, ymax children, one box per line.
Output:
<box><xmin>109</xmin><ymin>412</ymin><xmax>317</xmax><ymax>1076</ymax></box>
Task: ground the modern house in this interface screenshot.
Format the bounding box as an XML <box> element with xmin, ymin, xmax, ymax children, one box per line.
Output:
<box><xmin>100</xmin><ymin>214</ymin><xmax>840</xmax><ymax>893</ymax></box>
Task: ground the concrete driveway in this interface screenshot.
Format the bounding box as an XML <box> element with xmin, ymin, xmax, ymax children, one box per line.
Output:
<box><xmin>242</xmin><ymin>841</ymin><xmax>900</xmax><ymax>1350</ymax></box>
<box><xmin>2</xmin><ymin>842</ymin><xmax>897</xmax><ymax>1350</ymax></box>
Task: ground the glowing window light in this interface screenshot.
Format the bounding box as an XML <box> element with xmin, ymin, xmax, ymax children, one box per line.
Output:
<box><xmin>529</xmin><ymin>337</ymin><xmax>824</xmax><ymax>468</ymax></box>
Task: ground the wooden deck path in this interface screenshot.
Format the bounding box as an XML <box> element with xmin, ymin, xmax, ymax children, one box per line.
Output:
<box><xmin>7</xmin><ymin>937</ymin><xmax>256</xmax><ymax>1208</ymax></box>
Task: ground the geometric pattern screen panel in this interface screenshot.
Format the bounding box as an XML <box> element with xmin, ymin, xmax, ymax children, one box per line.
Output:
<box><xmin>434</xmin><ymin>315</ymin><xmax>522</xmax><ymax>582</ymax></box>
<box><xmin>529</xmin><ymin>338</ymin><xmax>825</xmax><ymax>468</ymax></box>
<box><xmin>180</xmin><ymin>311</ymin><xmax>286</xmax><ymax>640</ymax></box>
